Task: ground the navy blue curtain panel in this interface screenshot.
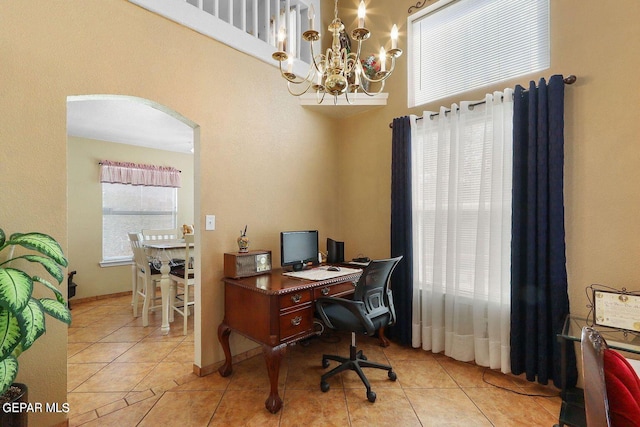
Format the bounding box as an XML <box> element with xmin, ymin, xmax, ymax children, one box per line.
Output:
<box><xmin>389</xmin><ymin>116</ymin><xmax>413</xmax><ymax>346</ymax></box>
<box><xmin>510</xmin><ymin>75</ymin><xmax>577</xmax><ymax>388</ymax></box>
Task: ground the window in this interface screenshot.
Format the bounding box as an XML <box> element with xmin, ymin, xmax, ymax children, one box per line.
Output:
<box><xmin>410</xmin><ymin>93</ymin><xmax>513</xmax><ymax>369</ymax></box>
<box><xmin>102</xmin><ymin>183</ymin><xmax>177</xmax><ymax>263</ymax></box>
<box><xmin>408</xmin><ymin>0</ymin><xmax>550</xmax><ymax>107</ymax></box>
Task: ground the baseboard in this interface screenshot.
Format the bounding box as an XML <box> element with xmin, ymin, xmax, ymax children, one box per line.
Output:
<box><xmin>193</xmin><ymin>345</ymin><xmax>263</xmax><ymax>377</ymax></box>
<box><xmin>71</xmin><ymin>291</ymin><xmax>131</xmax><ymax>305</ymax></box>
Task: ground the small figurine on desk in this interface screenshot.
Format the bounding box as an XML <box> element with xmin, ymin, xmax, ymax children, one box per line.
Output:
<box><xmin>237</xmin><ymin>225</ymin><xmax>249</xmax><ymax>253</ymax></box>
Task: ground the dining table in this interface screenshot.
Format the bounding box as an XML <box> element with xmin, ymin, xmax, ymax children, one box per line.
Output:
<box><xmin>143</xmin><ymin>238</ymin><xmax>193</xmax><ymax>335</ymax></box>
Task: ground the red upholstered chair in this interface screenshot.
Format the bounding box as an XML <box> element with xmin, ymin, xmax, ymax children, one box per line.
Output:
<box><xmin>581</xmin><ymin>326</ymin><xmax>640</xmax><ymax>427</ymax></box>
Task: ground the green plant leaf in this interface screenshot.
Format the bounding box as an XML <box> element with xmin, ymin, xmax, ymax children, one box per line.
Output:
<box><xmin>40</xmin><ymin>298</ymin><xmax>72</xmax><ymax>325</ymax></box>
<box><xmin>8</xmin><ymin>232</ymin><xmax>68</xmax><ymax>268</ymax></box>
<box><xmin>13</xmin><ymin>254</ymin><xmax>64</xmax><ymax>284</ymax></box>
<box><xmin>0</xmin><ymin>307</ymin><xmax>23</xmax><ymax>360</ymax></box>
<box><xmin>17</xmin><ymin>299</ymin><xmax>46</xmax><ymax>352</ymax></box>
<box><xmin>0</xmin><ymin>268</ymin><xmax>33</xmax><ymax>313</ymax></box>
<box><xmin>32</xmin><ymin>276</ymin><xmax>65</xmax><ymax>304</ymax></box>
<box><xmin>0</xmin><ymin>228</ymin><xmax>5</xmax><ymax>247</ymax></box>
<box><xmin>0</xmin><ymin>356</ymin><xmax>19</xmax><ymax>396</ymax></box>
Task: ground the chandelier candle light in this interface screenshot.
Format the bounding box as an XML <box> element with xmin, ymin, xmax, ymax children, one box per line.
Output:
<box><xmin>272</xmin><ymin>0</ymin><xmax>402</xmax><ymax>104</ymax></box>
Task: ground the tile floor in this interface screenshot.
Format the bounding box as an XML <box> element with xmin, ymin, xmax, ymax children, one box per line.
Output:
<box><xmin>68</xmin><ymin>294</ymin><xmax>563</xmax><ymax>426</ymax></box>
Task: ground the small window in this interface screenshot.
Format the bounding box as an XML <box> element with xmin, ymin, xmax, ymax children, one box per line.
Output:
<box><xmin>408</xmin><ymin>0</ymin><xmax>550</xmax><ymax>107</ymax></box>
<box><xmin>102</xmin><ymin>183</ymin><xmax>177</xmax><ymax>263</ymax></box>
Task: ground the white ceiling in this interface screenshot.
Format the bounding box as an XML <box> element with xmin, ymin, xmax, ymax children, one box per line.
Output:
<box><xmin>67</xmin><ymin>97</ymin><xmax>194</xmax><ymax>154</ymax></box>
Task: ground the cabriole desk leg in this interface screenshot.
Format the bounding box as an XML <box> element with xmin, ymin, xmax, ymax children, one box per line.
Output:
<box><xmin>263</xmin><ymin>343</ymin><xmax>286</xmax><ymax>414</ymax></box>
<box><xmin>217</xmin><ymin>323</ymin><xmax>233</xmax><ymax>377</ymax></box>
<box><xmin>378</xmin><ymin>326</ymin><xmax>390</xmax><ymax>347</ymax></box>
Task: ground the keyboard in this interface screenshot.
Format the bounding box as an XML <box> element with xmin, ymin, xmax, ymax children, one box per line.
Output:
<box><xmin>283</xmin><ymin>266</ymin><xmax>361</xmax><ymax>281</ymax></box>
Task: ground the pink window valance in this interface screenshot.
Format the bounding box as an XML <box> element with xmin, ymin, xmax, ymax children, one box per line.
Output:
<box><xmin>99</xmin><ymin>160</ymin><xmax>181</xmax><ymax>188</ymax></box>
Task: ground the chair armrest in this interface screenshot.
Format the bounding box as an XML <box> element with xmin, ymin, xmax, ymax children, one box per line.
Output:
<box><xmin>316</xmin><ymin>297</ymin><xmax>377</xmax><ymax>335</ymax></box>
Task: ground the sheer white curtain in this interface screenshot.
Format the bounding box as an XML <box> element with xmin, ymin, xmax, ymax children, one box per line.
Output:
<box><xmin>410</xmin><ymin>90</ymin><xmax>513</xmax><ymax>372</ymax></box>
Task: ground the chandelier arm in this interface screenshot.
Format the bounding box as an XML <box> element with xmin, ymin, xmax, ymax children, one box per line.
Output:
<box><xmin>279</xmin><ymin>59</ymin><xmax>317</xmax><ymax>87</ymax></box>
<box><xmin>358</xmin><ymin>77</ymin><xmax>386</xmax><ymax>97</ymax></box>
<box><xmin>360</xmin><ymin>62</ymin><xmax>395</xmax><ymax>84</ymax></box>
<box><xmin>382</xmin><ymin>57</ymin><xmax>399</xmax><ymax>79</ymax></box>
<box><xmin>343</xmin><ymin>89</ymin><xmax>355</xmax><ymax>105</ymax></box>
<box><xmin>309</xmin><ymin>41</ymin><xmax>324</xmax><ymax>74</ymax></box>
<box><xmin>354</xmin><ymin>39</ymin><xmax>364</xmax><ymax>65</ymax></box>
<box><xmin>316</xmin><ymin>89</ymin><xmax>327</xmax><ymax>104</ymax></box>
<box><xmin>286</xmin><ymin>79</ymin><xmax>314</xmax><ymax>96</ymax></box>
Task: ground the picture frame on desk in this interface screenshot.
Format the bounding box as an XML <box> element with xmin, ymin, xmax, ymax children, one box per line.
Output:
<box><xmin>589</xmin><ymin>284</ymin><xmax>640</xmax><ymax>333</ymax></box>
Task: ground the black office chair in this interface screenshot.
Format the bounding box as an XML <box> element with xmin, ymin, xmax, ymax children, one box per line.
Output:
<box><xmin>315</xmin><ymin>256</ymin><xmax>403</xmax><ymax>402</ymax></box>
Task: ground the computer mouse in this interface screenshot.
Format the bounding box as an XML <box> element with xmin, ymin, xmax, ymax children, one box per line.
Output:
<box><xmin>327</xmin><ymin>266</ymin><xmax>341</xmax><ymax>271</ymax></box>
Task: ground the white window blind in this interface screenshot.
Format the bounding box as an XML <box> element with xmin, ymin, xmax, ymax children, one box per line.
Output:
<box><xmin>408</xmin><ymin>0</ymin><xmax>550</xmax><ymax>107</ymax></box>
<box><xmin>102</xmin><ymin>183</ymin><xmax>177</xmax><ymax>263</ymax></box>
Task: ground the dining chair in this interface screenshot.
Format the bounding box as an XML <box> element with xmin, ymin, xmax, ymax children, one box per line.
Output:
<box><xmin>128</xmin><ymin>232</ymin><xmax>162</xmax><ymax>325</ymax></box>
<box><xmin>141</xmin><ymin>228</ymin><xmax>181</xmax><ymax>242</ymax></box>
<box><xmin>170</xmin><ymin>233</ymin><xmax>195</xmax><ymax>335</ymax></box>
<box><xmin>142</xmin><ymin>228</ymin><xmax>186</xmax><ymax>268</ymax></box>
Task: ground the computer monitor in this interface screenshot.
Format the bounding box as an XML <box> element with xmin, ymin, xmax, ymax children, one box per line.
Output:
<box><xmin>280</xmin><ymin>230</ymin><xmax>319</xmax><ymax>271</ymax></box>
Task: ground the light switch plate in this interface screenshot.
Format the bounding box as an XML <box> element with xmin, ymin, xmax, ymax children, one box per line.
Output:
<box><xmin>205</xmin><ymin>215</ymin><xmax>215</xmax><ymax>230</ymax></box>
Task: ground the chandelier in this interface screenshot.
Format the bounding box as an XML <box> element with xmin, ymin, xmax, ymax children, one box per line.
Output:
<box><xmin>272</xmin><ymin>0</ymin><xmax>402</xmax><ymax>104</ymax></box>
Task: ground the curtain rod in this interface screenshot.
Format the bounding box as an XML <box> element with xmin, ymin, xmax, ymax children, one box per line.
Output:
<box><xmin>388</xmin><ymin>75</ymin><xmax>577</xmax><ymax>129</ymax></box>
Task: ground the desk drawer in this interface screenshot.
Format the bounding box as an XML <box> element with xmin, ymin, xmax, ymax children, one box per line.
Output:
<box><xmin>314</xmin><ymin>281</ymin><xmax>355</xmax><ymax>299</ymax></box>
<box><xmin>280</xmin><ymin>306</ymin><xmax>313</xmax><ymax>341</ymax></box>
<box><xmin>280</xmin><ymin>290</ymin><xmax>312</xmax><ymax>310</ymax></box>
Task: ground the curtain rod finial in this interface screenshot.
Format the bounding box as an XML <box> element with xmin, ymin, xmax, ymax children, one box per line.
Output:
<box><xmin>563</xmin><ymin>75</ymin><xmax>577</xmax><ymax>85</ymax></box>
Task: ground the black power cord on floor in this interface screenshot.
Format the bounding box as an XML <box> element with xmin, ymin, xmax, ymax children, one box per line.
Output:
<box><xmin>481</xmin><ymin>367</ymin><xmax>560</xmax><ymax>398</ymax></box>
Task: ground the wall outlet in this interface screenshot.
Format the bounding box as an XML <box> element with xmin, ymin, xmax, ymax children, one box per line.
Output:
<box><xmin>205</xmin><ymin>215</ymin><xmax>215</xmax><ymax>230</ymax></box>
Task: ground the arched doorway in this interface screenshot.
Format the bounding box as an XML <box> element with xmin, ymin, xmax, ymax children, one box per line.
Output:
<box><xmin>66</xmin><ymin>94</ymin><xmax>200</xmax><ymax>361</ymax></box>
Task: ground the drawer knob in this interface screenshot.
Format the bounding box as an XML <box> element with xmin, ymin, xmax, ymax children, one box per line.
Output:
<box><xmin>291</xmin><ymin>316</ymin><xmax>303</xmax><ymax>326</ymax></box>
<box><xmin>321</xmin><ymin>287</ymin><xmax>330</xmax><ymax>296</ymax></box>
<box><xmin>291</xmin><ymin>294</ymin><xmax>302</xmax><ymax>303</ymax></box>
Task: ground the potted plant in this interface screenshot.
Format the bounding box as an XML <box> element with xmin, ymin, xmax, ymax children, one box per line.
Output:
<box><xmin>0</xmin><ymin>228</ymin><xmax>71</xmax><ymax>426</ymax></box>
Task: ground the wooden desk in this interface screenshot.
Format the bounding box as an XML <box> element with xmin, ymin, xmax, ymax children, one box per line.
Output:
<box><xmin>217</xmin><ymin>268</ymin><xmax>362</xmax><ymax>413</ymax></box>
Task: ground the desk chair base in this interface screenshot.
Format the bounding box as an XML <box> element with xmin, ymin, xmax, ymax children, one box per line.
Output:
<box><xmin>320</xmin><ymin>332</ymin><xmax>397</xmax><ymax>402</ymax></box>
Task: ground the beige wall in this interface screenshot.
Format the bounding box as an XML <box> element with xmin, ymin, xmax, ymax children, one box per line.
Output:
<box><xmin>2</xmin><ymin>0</ymin><xmax>640</xmax><ymax>424</ymax></box>
<box><xmin>67</xmin><ymin>136</ymin><xmax>195</xmax><ymax>299</ymax></box>
<box><xmin>2</xmin><ymin>1</ymin><xmax>339</xmax><ymax>425</ymax></box>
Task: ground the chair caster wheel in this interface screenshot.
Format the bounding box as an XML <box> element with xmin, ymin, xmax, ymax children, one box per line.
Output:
<box><xmin>322</xmin><ymin>359</ymin><xmax>330</xmax><ymax>369</ymax></box>
<box><xmin>321</xmin><ymin>381</ymin><xmax>330</xmax><ymax>392</ymax></box>
<box><xmin>388</xmin><ymin>370</ymin><xmax>397</xmax><ymax>381</ymax></box>
<box><xmin>367</xmin><ymin>390</ymin><xmax>376</xmax><ymax>402</ymax></box>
